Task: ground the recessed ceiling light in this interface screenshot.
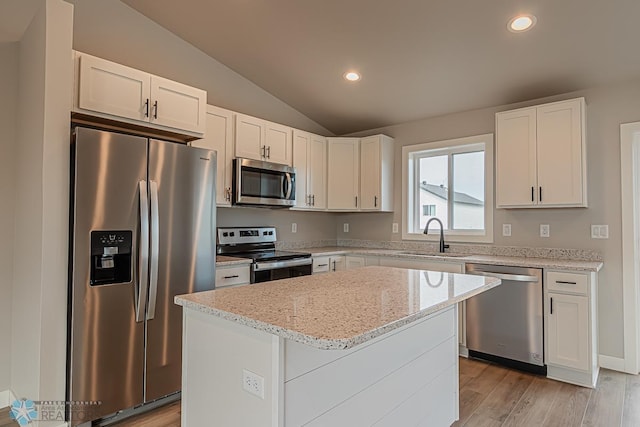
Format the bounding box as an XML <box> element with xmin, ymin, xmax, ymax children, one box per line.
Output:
<box><xmin>508</xmin><ymin>14</ymin><xmax>536</xmax><ymax>32</ymax></box>
<box><xmin>344</xmin><ymin>71</ymin><xmax>361</xmax><ymax>82</ymax></box>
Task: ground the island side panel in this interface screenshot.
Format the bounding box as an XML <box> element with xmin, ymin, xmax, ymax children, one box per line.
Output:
<box><xmin>181</xmin><ymin>308</ymin><xmax>284</xmax><ymax>427</ymax></box>
<box><xmin>284</xmin><ymin>306</ymin><xmax>459</xmax><ymax>426</ymax></box>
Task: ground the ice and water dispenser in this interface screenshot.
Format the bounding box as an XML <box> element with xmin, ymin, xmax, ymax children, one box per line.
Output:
<box><xmin>90</xmin><ymin>230</ymin><xmax>133</xmax><ymax>285</ymax></box>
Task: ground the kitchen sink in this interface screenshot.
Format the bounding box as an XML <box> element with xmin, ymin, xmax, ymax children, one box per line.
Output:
<box><xmin>396</xmin><ymin>251</ymin><xmax>469</xmax><ymax>258</ymax></box>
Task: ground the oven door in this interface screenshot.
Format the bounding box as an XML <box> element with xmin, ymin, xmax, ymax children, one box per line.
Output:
<box><xmin>233</xmin><ymin>158</ymin><xmax>296</xmax><ymax>207</ymax></box>
<box><xmin>252</xmin><ymin>258</ymin><xmax>312</xmax><ymax>283</ymax></box>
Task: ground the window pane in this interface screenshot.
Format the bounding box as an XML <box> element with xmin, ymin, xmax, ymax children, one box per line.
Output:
<box><xmin>452</xmin><ymin>151</ymin><xmax>484</xmax><ymax>230</ymax></box>
<box><xmin>418</xmin><ymin>155</ymin><xmax>448</xmax><ymax>230</ymax></box>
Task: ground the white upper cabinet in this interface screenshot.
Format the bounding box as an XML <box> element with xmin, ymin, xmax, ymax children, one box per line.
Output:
<box><xmin>235</xmin><ymin>114</ymin><xmax>292</xmax><ymax>165</ymax></box>
<box><xmin>293</xmin><ymin>130</ymin><xmax>327</xmax><ymax>210</ymax></box>
<box><xmin>360</xmin><ymin>135</ymin><xmax>394</xmax><ymax>211</ymax></box>
<box><xmin>327</xmin><ymin>138</ymin><xmax>360</xmax><ymax>210</ymax></box>
<box><xmin>75</xmin><ymin>52</ymin><xmax>206</xmax><ymax>136</ymax></box>
<box><xmin>495</xmin><ymin>97</ymin><xmax>586</xmax><ymax>208</ymax></box>
<box><xmin>190</xmin><ymin>105</ymin><xmax>235</xmax><ymax>206</ymax></box>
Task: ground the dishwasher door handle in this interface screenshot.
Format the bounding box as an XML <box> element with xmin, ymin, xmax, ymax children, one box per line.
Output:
<box><xmin>466</xmin><ymin>270</ymin><xmax>540</xmax><ymax>283</ymax></box>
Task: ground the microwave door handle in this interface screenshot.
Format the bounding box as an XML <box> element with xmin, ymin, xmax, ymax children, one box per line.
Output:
<box><xmin>284</xmin><ymin>172</ymin><xmax>293</xmax><ymax>199</ymax></box>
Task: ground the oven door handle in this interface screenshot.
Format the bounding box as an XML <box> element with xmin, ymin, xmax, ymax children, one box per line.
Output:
<box><xmin>254</xmin><ymin>257</ymin><xmax>312</xmax><ymax>271</ymax></box>
<box><xmin>465</xmin><ymin>270</ymin><xmax>539</xmax><ymax>282</ymax></box>
<box><xmin>283</xmin><ymin>172</ymin><xmax>293</xmax><ymax>200</ymax></box>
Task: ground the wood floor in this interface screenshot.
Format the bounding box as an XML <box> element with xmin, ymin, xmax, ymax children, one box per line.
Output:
<box><xmin>108</xmin><ymin>358</ymin><xmax>640</xmax><ymax>426</ymax></box>
<box><xmin>456</xmin><ymin>357</ymin><xmax>639</xmax><ymax>427</ymax></box>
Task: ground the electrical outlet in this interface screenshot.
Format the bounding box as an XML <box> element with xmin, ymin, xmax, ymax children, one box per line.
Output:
<box><xmin>540</xmin><ymin>224</ymin><xmax>550</xmax><ymax>238</ymax></box>
<box><xmin>502</xmin><ymin>224</ymin><xmax>512</xmax><ymax>237</ymax></box>
<box><xmin>291</xmin><ymin>223</ymin><xmax>297</xmax><ymax>233</ymax></box>
<box><xmin>392</xmin><ymin>223</ymin><xmax>399</xmax><ymax>233</ymax></box>
<box><xmin>242</xmin><ymin>369</ymin><xmax>264</xmax><ymax>399</ymax></box>
<box><xmin>591</xmin><ymin>225</ymin><xmax>609</xmax><ymax>239</ymax></box>
<box><xmin>343</xmin><ymin>223</ymin><xmax>349</xmax><ymax>233</ymax></box>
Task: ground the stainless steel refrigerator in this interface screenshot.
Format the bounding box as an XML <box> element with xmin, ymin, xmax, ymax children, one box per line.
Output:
<box><xmin>67</xmin><ymin>127</ymin><xmax>216</xmax><ymax>425</ymax></box>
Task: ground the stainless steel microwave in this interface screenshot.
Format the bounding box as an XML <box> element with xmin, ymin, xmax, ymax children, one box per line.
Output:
<box><xmin>232</xmin><ymin>158</ymin><xmax>296</xmax><ymax>208</ymax></box>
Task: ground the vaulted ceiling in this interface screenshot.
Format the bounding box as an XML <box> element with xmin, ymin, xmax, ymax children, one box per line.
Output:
<box><xmin>3</xmin><ymin>1</ymin><xmax>640</xmax><ymax>135</ymax></box>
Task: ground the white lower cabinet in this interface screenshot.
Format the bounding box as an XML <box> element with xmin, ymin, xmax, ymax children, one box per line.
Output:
<box><xmin>545</xmin><ymin>270</ymin><xmax>598</xmax><ymax>388</ymax></box>
<box><xmin>345</xmin><ymin>256</ymin><xmax>365</xmax><ymax>270</ymax></box>
<box><xmin>215</xmin><ymin>264</ymin><xmax>250</xmax><ymax>288</ymax></box>
<box><xmin>312</xmin><ymin>255</ymin><xmax>347</xmax><ymax>274</ymax></box>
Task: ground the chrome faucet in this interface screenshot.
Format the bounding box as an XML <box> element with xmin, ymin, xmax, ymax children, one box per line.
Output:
<box><xmin>424</xmin><ymin>218</ymin><xmax>449</xmax><ymax>253</ymax></box>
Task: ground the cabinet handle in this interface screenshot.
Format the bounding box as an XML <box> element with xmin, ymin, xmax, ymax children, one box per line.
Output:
<box><xmin>153</xmin><ymin>101</ymin><xmax>158</xmax><ymax>119</ymax></box>
<box><xmin>144</xmin><ymin>99</ymin><xmax>149</xmax><ymax>117</ymax></box>
<box><xmin>555</xmin><ymin>280</ymin><xmax>577</xmax><ymax>285</ymax></box>
<box><xmin>223</xmin><ymin>275</ymin><xmax>239</xmax><ymax>279</ymax></box>
<box><xmin>312</xmin><ymin>194</ymin><xmax>315</xmax><ymax>206</ymax></box>
<box><xmin>550</xmin><ymin>297</ymin><xmax>553</xmax><ymax>314</ymax></box>
<box><xmin>266</xmin><ymin>146</ymin><xmax>271</xmax><ymax>159</ymax></box>
<box><xmin>317</xmin><ymin>263</ymin><xmax>328</xmax><ymax>267</ymax></box>
<box><xmin>355</xmin><ymin>196</ymin><xmax>358</xmax><ymax>207</ymax></box>
<box><xmin>332</xmin><ymin>260</ymin><xmax>336</xmax><ymax>271</ymax></box>
<box><xmin>539</xmin><ymin>186</ymin><xmax>542</xmax><ymax>202</ymax></box>
<box><xmin>531</xmin><ymin>186</ymin><xmax>534</xmax><ymax>202</ymax></box>
<box><xmin>374</xmin><ymin>195</ymin><xmax>378</xmax><ymax>207</ymax></box>
<box><xmin>261</xmin><ymin>146</ymin><xmax>266</xmax><ymax>158</ymax></box>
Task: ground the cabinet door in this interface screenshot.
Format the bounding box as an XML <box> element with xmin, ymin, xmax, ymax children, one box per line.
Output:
<box><xmin>292</xmin><ymin>131</ymin><xmax>310</xmax><ymax>209</ymax></box>
<box><xmin>345</xmin><ymin>256</ymin><xmax>365</xmax><ymax>270</ymax></box>
<box><xmin>327</xmin><ymin>138</ymin><xmax>360</xmax><ymax>210</ymax></box>
<box><xmin>235</xmin><ymin>114</ymin><xmax>264</xmax><ymax>161</ymax></box>
<box><xmin>547</xmin><ymin>293</ymin><xmax>589</xmax><ymax>371</ymax></box>
<box><xmin>536</xmin><ymin>99</ymin><xmax>585</xmax><ymax>206</ymax></box>
<box><xmin>150</xmin><ymin>75</ymin><xmax>206</xmax><ymax>134</ymax></box>
<box><xmin>265</xmin><ymin>122</ymin><xmax>293</xmax><ymax>165</ymax></box>
<box><xmin>191</xmin><ymin>106</ymin><xmax>234</xmax><ymax>205</ymax></box>
<box><xmin>308</xmin><ymin>134</ymin><xmax>327</xmax><ymax>209</ymax></box>
<box><xmin>329</xmin><ymin>256</ymin><xmax>346</xmax><ymax>272</ymax></box>
<box><xmin>360</xmin><ymin>136</ymin><xmax>381</xmax><ymax>210</ymax></box>
<box><xmin>78</xmin><ymin>54</ymin><xmax>150</xmax><ymax>122</ymax></box>
<box><xmin>495</xmin><ymin>108</ymin><xmax>537</xmax><ymax>207</ymax></box>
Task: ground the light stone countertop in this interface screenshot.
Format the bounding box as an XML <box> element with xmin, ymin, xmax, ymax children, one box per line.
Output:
<box><xmin>304</xmin><ymin>247</ymin><xmax>603</xmax><ymax>272</ymax></box>
<box><xmin>215</xmin><ymin>255</ymin><xmax>252</xmax><ymax>267</ymax></box>
<box><xmin>175</xmin><ymin>266</ymin><xmax>501</xmax><ymax>350</ymax></box>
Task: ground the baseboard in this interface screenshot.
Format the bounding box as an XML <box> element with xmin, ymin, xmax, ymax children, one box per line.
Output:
<box><xmin>0</xmin><ymin>390</ymin><xmax>15</xmax><ymax>408</ymax></box>
<box><xmin>599</xmin><ymin>354</ymin><xmax>626</xmax><ymax>372</ymax></box>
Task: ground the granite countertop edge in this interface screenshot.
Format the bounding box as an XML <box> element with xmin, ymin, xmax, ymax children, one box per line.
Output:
<box><xmin>303</xmin><ymin>247</ymin><xmax>603</xmax><ymax>272</ymax></box>
<box><xmin>175</xmin><ymin>276</ymin><xmax>501</xmax><ymax>350</ymax></box>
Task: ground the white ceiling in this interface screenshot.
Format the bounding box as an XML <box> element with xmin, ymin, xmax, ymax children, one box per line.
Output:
<box><xmin>3</xmin><ymin>1</ymin><xmax>640</xmax><ymax>134</ymax></box>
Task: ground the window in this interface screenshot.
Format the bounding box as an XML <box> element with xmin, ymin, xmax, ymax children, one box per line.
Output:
<box><xmin>402</xmin><ymin>134</ymin><xmax>494</xmax><ymax>242</ymax></box>
<box><xmin>422</xmin><ymin>204</ymin><xmax>436</xmax><ymax>216</ymax></box>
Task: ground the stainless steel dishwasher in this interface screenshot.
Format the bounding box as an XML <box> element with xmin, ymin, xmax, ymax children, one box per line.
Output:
<box><xmin>465</xmin><ymin>263</ymin><xmax>545</xmax><ymax>374</ymax></box>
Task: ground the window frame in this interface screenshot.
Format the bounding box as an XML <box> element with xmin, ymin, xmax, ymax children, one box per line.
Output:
<box><xmin>402</xmin><ymin>133</ymin><xmax>494</xmax><ymax>243</ymax></box>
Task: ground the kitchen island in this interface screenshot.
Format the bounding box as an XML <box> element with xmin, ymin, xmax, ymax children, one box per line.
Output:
<box><xmin>175</xmin><ymin>266</ymin><xmax>501</xmax><ymax>426</ymax></box>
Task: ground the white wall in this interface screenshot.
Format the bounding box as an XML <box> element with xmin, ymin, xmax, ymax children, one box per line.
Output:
<box><xmin>339</xmin><ymin>78</ymin><xmax>640</xmax><ymax>359</ymax></box>
<box><xmin>11</xmin><ymin>0</ymin><xmax>73</xmax><ymax>405</ymax></box>
<box><xmin>65</xmin><ymin>0</ymin><xmax>332</xmax><ymax>136</ymax></box>
<box><xmin>0</xmin><ymin>42</ymin><xmax>18</xmax><ymax>393</ymax></box>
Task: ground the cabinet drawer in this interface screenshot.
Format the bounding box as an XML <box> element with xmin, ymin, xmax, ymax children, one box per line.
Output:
<box><xmin>313</xmin><ymin>256</ymin><xmax>330</xmax><ymax>274</ymax></box>
<box><xmin>215</xmin><ymin>266</ymin><xmax>250</xmax><ymax>288</ymax></box>
<box><xmin>547</xmin><ymin>271</ymin><xmax>588</xmax><ymax>295</ymax></box>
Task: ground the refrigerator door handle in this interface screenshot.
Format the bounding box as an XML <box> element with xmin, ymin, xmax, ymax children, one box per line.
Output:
<box><xmin>136</xmin><ymin>180</ymin><xmax>150</xmax><ymax>323</ymax></box>
<box><xmin>146</xmin><ymin>180</ymin><xmax>160</xmax><ymax>320</ymax></box>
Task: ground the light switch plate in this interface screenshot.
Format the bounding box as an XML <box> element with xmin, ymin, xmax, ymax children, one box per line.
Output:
<box><xmin>591</xmin><ymin>225</ymin><xmax>609</xmax><ymax>239</ymax></box>
<box><xmin>343</xmin><ymin>223</ymin><xmax>349</xmax><ymax>233</ymax></box>
<box><xmin>291</xmin><ymin>223</ymin><xmax>297</xmax><ymax>233</ymax></box>
<box><xmin>502</xmin><ymin>224</ymin><xmax>512</xmax><ymax>237</ymax></box>
<box><xmin>540</xmin><ymin>224</ymin><xmax>550</xmax><ymax>238</ymax></box>
<box><xmin>392</xmin><ymin>223</ymin><xmax>399</xmax><ymax>233</ymax></box>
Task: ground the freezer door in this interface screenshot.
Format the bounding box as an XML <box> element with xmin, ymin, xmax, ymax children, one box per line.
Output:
<box><xmin>68</xmin><ymin>128</ymin><xmax>148</xmax><ymax>424</ymax></box>
<box><xmin>145</xmin><ymin>140</ymin><xmax>216</xmax><ymax>401</ymax></box>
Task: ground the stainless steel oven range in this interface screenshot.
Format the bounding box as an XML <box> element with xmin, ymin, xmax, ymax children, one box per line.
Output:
<box><xmin>217</xmin><ymin>226</ymin><xmax>312</xmax><ymax>283</ymax></box>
